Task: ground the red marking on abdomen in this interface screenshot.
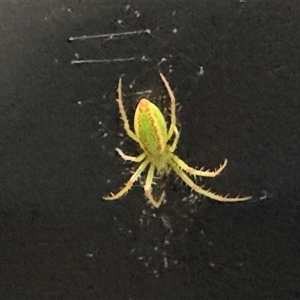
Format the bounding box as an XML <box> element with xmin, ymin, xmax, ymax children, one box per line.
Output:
<box><xmin>138</xmin><ymin>98</ymin><xmax>150</xmax><ymax>109</ymax></box>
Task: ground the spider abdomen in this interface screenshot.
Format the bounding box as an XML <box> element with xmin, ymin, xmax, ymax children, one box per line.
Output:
<box><xmin>134</xmin><ymin>98</ymin><xmax>168</xmax><ymax>155</ymax></box>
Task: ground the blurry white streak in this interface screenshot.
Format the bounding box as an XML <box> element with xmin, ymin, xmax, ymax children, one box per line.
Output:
<box><xmin>128</xmin><ymin>90</ymin><xmax>153</xmax><ymax>96</ymax></box>
<box><xmin>71</xmin><ymin>56</ymin><xmax>151</xmax><ymax>65</ymax></box>
<box><xmin>69</xmin><ymin>29</ymin><xmax>151</xmax><ymax>41</ymax></box>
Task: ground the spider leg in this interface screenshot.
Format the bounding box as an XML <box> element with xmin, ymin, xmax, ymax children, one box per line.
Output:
<box><xmin>103</xmin><ymin>159</ymin><xmax>149</xmax><ymax>200</ymax></box>
<box><xmin>116</xmin><ymin>77</ymin><xmax>139</xmax><ymax>143</ymax></box>
<box><xmin>169</xmin><ymin>125</ymin><xmax>180</xmax><ymax>153</ymax></box>
<box><xmin>144</xmin><ymin>163</ymin><xmax>165</xmax><ymax>208</ymax></box>
<box><xmin>159</xmin><ymin>72</ymin><xmax>176</xmax><ymax>140</ymax></box>
<box><xmin>115</xmin><ymin>148</ymin><xmax>146</xmax><ymax>162</ymax></box>
<box><xmin>171</xmin><ymin>153</ymin><xmax>228</xmax><ymax>177</ymax></box>
<box><xmin>170</xmin><ymin>160</ymin><xmax>252</xmax><ymax>202</ymax></box>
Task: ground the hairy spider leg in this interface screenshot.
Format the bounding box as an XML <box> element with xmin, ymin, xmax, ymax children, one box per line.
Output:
<box><xmin>144</xmin><ymin>164</ymin><xmax>165</xmax><ymax>208</ymax></box>
<box><xmin>171</xmin><ymin>154</ymin><xmax>228</xmax><ymax>177</ymax></box>
<box><xmin>170</xmin><ymin>160</ymin><xmax>252</xmax><ymax>202</ymax></box>
<box><xmin>116</xmin><ymin>77</ymin><xmax>139</xmax><ymax>143</ymax></box>
<box><xmin>103</xmin><ymin>159</ymin><xmax>150</xmax><ymax>200</ymax></box>
<box><xmin>159</xmin><ymin>72</ymin><xmax>176</xmax><ymax>140</ymax></box>
<box><xmin>169</xmin><ymin>126</ymin><xmax>180</xmax><ymax>153</ymax></box>
<box><xmin>115</xmin><ymin>148</ymin><xmax>146</xmax><ymax>162</ymax></box>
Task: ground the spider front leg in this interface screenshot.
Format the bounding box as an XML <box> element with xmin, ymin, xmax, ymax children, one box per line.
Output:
<box><xmin>144</xmin><ymin>163</ymin><xmax>165</xmax><ymax>208</ymax></box>
<box><xmin>171</xmin><ymin>153</ymin><xmax>228</xmax><ymax>177</ymax></box>
<box><xmin>103</xmin><ymin>159</ymin><xmax>149</xmax><ymax>201</ymax></box>
<box><xmin>116</xmin><ymin>77</ymin><xmax>139</xmax><ymax>143</ymax></box>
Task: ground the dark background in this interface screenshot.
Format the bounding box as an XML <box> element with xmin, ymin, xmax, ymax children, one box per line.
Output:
<box><xmin>1</xmin><ymin>2</ymin><xmax>300</xmax><ymax>299</ymax></box>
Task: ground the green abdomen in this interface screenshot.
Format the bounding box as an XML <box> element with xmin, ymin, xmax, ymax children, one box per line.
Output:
<box><xmin>134</xmin><ymin>99</ymin><xmax>168</xmax><ymax>155</ymax></box>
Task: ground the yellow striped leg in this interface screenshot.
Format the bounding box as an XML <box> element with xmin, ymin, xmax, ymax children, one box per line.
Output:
<box><xmin>103</xmin><ymin>159</ymin><xmax>149</xmax><ymax>200</ymax></box>
<box><xmin>144</xmin><ymin>164</ymin><xmax>165</xmax><ymax>208</ymax></box>
<box><xmin>170</xmin><ymin>160</ymin><xmax>252</xmax><ymax>202</ymax></box>
<box><xmin>171</xmin><ymin>153</ymin><xmax>228</xmax><ymax>177</ymax></box>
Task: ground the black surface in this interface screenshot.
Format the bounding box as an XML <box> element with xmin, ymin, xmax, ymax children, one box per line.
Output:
<box><xmin>1</xmin><ymin>2</ymin><xmax>300</xmax><ymax>300</ymax></box>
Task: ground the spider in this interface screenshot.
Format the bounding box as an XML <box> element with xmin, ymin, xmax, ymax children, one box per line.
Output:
<box><xmin>103</xmin><ymin>72</ymin><xmax>252</xmax><ymax>208</ymax></box>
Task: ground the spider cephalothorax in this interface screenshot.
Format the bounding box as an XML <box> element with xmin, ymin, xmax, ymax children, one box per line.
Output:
<box><xmin>103</xmin><ymin>73</ymin><xmax>251</xmax><ymax>208</ymax></box>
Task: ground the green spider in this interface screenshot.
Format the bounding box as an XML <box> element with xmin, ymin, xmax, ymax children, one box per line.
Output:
<box><xmin>103</xmin><ymin>72</ymin><xmax>252</xmax><ymax>208</ymax></box>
